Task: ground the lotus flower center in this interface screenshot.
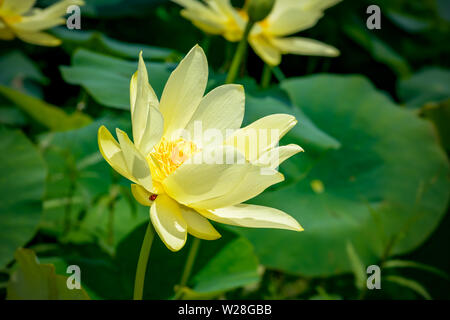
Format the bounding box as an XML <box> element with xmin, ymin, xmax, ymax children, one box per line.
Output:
<box><xmin>148</xmin><ymin>137</ymin><xmax>198</xmax><ymax>183</ymax></box>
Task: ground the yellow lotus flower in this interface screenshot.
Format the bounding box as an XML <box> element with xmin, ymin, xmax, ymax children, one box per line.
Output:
<box><xmin>98</xmin><ymin>45</ymin><xmax>303</xmax><ymax>252</ymax></box>
<box><xmin>173</xmin><ymin>0</ymin><xmax>341</xmax><ymax>66</ymax></box>
<box><xmin>0</xmin><ymin>0</ymin><xmax>84</xmax><ymax>46</ymax></box>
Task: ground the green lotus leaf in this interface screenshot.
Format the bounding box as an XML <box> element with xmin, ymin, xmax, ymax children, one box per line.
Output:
<box><xmin>0</xmin><ymin>128</ymin><xmax>47</xmax><ymax>268</ymax></box>
<box><xmin>7</xmin><ymin>248</ymin><xmax>90</xmax><ymax>300</ymax></box>
<box><xmin>233</xmin><ymin>74</ymin><xmax>449</xmax><ymax>276</ymax></box>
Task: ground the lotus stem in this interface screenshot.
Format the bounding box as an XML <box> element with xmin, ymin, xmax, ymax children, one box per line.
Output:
<box><xmin>261</xmin><ymin>63</ymin><xmax>272</xmax><ymax>88</ymax></box>
<box><xmin>133</xmin><ymin>222</ymin><xmax>155</xmax><ymax>300</ymax></box>
<box><xmin>225</xmin><ymin>19</ymin><xmax>255</xmax><ymax>84</ymax></box>
<box><xmin>174</xmin><ymin>237</ymin><xmax>201</xmax><ymax>299</ymax></box>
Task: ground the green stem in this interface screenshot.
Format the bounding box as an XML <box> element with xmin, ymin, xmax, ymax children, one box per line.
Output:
<box><xmin>225</xmin><ymin>20</ymin><xmax>255</xmax><ymax>84</ymax></box>
<box><xmin>174</xmin><ymin>237</ymin><xmax>201</xmax><ymax>299</ymax></box>
<box><xmin>261</xmin><ymin>63</ymin><xmax>272</xmax><ymax>89</ymax></box>
<box><xmin>272</xmin><ymin>66</ymin><xmax>286</xmax><ymax>82</ymax></box>
<box><xmin>133</xmin><ymin>222</ymin><xmax>155</xmax><ymax>300</ymax></box>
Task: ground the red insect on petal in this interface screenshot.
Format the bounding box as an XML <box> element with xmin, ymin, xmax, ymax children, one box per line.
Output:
<box><xmin>149</xmin><ymin>194</ymin><xmax>158</xmax><ymax>201</ymax></box>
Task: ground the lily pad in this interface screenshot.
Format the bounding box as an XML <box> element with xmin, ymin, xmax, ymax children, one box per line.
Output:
<box><xmin>66</xmin><ymin>195</ymin><xmax>148</xmax><ymax>254</ymax></box>
<box><xmin>7</xmin><ymin>248</ymin><xmax>89</xmax><ymax>300</ymax></box>
<box><xmin>79</xmin><ymin>0</ymin><xmax>169</xmax><ymax>18</ymax></box>
<box><xmin>190</xmin><ymin>237</ymin><xmax>260</xmax><ymax>294</ymax></box>
<box><xmin>0</xmin><ymin>106</ymin><xmax>27</xmax><ymax>126</ymax></box>
<box><xmin>398</xmin><ymin>68</ymin><xmax>450</xmax><ymax>150</ymax></box>
<box><xmin>245</xmin><ymin>93</ymin><xmax>341</xmax><ymax>152</ymax></box>
<box><xmin>0</xmin><ymin>85</ymin><xmax>92</xmax><ymax>131</ymax></box>
<box><xmin>0</xmin><ymin>128</ymin><xmax>47</xmax><ymax>268</ymax></box>
<box><xmin>398</xmin><ymin>67</ymin><xmax>450</xmax><ymax>109</ymax></box>
<box><xmin>0</xmin><ymin>51</ymin><xmax>48</xmax><ymax>98</ymax></box>
<box><xmin>234</xmin><ymin>74</ymin><xmax>449</xmax><ymax>276</ymax></box>
<box><xmin>60</xmin><ymin>49</ymin><xmax>173</xmax><ymax>109</ymax></box>
<box><xmin>51</xmin><ymin>28</ymin><xmax>179</xmax><ymax>61</ymax></box>
<box><xmin>0</xmin><ymin>51</ymin><xmax>48</xmax><ymax>86</ymax></box>
<box><xmin>38</xmin><ymin>118</ymin><xmax>128</xmax><ymax>239</ymax></box>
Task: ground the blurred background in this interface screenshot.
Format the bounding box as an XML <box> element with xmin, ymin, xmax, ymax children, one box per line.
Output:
<box><xmin>0</xmin><ymin>0</ymin><xmax>449</xmax><ymax>300</ymax></box>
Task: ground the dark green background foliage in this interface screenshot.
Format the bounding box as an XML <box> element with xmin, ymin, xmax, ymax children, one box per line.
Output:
<box><xmin>0</xmin><ymin>0</ymin><xmax>449</xmax><ymax>300</ymax></box>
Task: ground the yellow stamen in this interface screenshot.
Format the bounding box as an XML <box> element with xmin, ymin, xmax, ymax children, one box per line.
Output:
<box><xmin>147</xmin><ymin>137</ymin><xmax>198</xmax><ymax>184</ymax></box>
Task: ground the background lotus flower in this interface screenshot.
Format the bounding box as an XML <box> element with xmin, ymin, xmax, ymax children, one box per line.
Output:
<box><xmin>98</xmin><ymin>45</ymin><xmax>303</xmax><ymax>252</ymax></box>
<box><xmin>173</xmin><ymin>0</ymin><xmax>341</xmax><ymax>66</ymax></box>
<box><xmin>0</xmin><ymin>0</ymin><xmax>84</xmax><ymax>46</ymax></box>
